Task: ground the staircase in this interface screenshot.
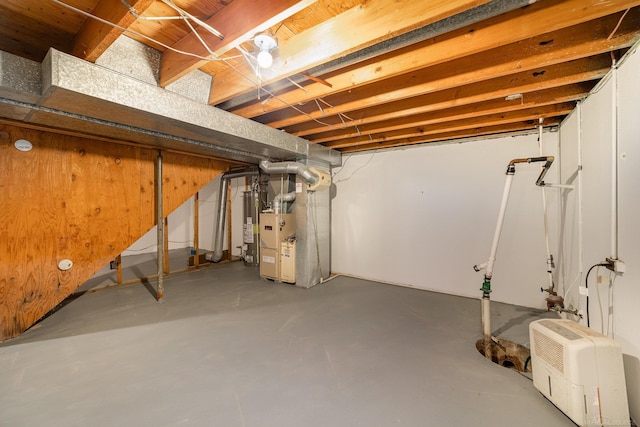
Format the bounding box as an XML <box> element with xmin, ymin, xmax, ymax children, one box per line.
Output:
<box><xmin>0</xmin><ymin>123</ymin><xmax>232</xmax><ymax>340</ymax></box>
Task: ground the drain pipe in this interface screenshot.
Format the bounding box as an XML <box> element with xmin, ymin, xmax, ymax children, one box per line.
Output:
<box><xmin>259</xmin><ymin>160</ymin><xmax>320</xmax><ymax>186</ymax></box>
<box><xmin>208</xmin><ymin>168</ymin><xmax>259</xmax><ymax>263</ymax></box>
<box><xmin>473</xmin><ymin>156</ymin><xmax>554</xmax><ymax>360</ymax></box>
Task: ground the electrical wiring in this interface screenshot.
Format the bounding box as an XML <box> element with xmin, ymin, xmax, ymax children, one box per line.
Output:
<box><xmin>52</xmin><ymin>0</ymin><xmax>375</xmax><ymax>142</ymax></box>
<box><xmin>584</xmin><ymin>262</ymin><xmax>609</xmax><ymax>328</ymax></box>
<box><xmin>50</xmin><ymin>0</ymin><xmax>226</xmax><ymax>62</ymax></box>
<box><xmin>607</xmin><ymin>8</ymin><xmax>631</xmax><ymax>41</ymax></box>
<box><xmin>332</xmin><ymin>153</ymin><xmax>375</xmax><ymax>184</ymax></box>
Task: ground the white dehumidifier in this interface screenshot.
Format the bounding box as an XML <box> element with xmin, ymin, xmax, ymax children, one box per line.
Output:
<box><xmin>529</xmin><ymin>319</ymin><xmax>629</xmax><ymax>427</ymax></box>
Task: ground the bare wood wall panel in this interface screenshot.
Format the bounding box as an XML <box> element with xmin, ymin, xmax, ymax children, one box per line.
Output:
<box><xmin>0</xmin><ymin>124</ymin><xmax>230</xmax><ymax>340</ymax></box>
<box><xmin>161</xmin><ymin>151</ymin><xmax>228</xmax><ymax>218</ymax></box>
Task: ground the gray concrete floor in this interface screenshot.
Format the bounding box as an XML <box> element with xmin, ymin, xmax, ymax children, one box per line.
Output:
<box><xmin>0</xmin><ymin>262</ymin><xmax>575</xmax><ymax>427</ymax></box>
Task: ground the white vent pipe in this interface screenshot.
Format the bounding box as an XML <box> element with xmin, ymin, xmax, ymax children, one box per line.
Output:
<box><xmin>259</xmin><ymin>160</ymin><xmax>319</xmax><ymax>185</ymax></box>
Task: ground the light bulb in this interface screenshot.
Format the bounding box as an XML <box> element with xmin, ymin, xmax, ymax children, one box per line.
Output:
<box><xmin>257</xmin><ymin>50</ymin><xmax>273</xmax><ymax>68</ymax></box>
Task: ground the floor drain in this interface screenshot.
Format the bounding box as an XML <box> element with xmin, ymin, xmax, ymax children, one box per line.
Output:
<box><xmin>475</xmin><ymin>337</ymin><xmax>531</xmax><ymax>373</ymax></box>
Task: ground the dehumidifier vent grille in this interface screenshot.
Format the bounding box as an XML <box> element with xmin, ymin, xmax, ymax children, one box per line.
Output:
<box><xmin>533</xmin><ymin>329</ymin><xmax>564</xmax><ymax>374</ymax></box>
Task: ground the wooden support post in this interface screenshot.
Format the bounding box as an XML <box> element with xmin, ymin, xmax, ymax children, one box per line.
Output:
<box><xmin>156</xmin><ymin>151</ymin><xmax>165</xmax><ymax>301</ymax></box>
<box><xmin>116</xmin><ymin>254</ymin><xmax>123</xmax><ymax>285</ymax></box>
<box><xmin>194</xmin><ymin>192</ymin><xmax>200</xmax><ymax>267</ymax></box>
<box><xmin>163</xmin><ymin>217</ymin><xmax>170</xmax><ymax>275</ymax></box>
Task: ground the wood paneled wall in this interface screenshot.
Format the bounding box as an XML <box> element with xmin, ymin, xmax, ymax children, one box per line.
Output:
<box><xmin>0</xmin><ymin>124</ymin><xmax>231</xmax><ymax>340</ymax></box>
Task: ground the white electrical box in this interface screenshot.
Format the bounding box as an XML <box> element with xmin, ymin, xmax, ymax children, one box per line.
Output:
<box><xmin>529</xmin><ymin>319</ymin><xmax>630</xmax><ymax>427</ymax></box>
<box><xmin>259</xmin><ymin>213</ymin><xmax>296</xmax><ymax>283</ymax></box>
<box><xmin>307</xmin><ymin>167</ymin><xmax>331</xmax><ymax>191</ymax></box>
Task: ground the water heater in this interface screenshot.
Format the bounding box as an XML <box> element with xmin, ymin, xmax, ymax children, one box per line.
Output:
<box><xmin>242</xmin><ymin>189</ymin><xmax>260</xmax><ymax>266</ymax></box>
<box><xmin>529</xmin><ymin>319</ymin><xmax>630</xmax><ymax>427</ymax></box>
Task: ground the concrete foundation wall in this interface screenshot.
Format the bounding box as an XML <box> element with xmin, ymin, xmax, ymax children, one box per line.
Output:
<box><xmin>331</xmin><ymin>132</ymin><xmax>560</xmax><ymax>309</ymax></box>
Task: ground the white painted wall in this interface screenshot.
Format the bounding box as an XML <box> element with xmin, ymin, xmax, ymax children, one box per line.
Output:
<box><xmin>331</xmin><ymin>44</ymin><xmax>640</xmax><ymax>422</ymax></box>
<box><xmin>617</xmin><ymin>45</ymin><xmax>640</xmax><ymax>423</ymax></box>
<box><xmin>331</xmin><ymin>132</ymin><xmax>560</xmax><ymax>309</ymax></box>
<box><xmin>559</xmin><ymin>45</ymin><xmax>640</xmax><ymax>423</ymax></box>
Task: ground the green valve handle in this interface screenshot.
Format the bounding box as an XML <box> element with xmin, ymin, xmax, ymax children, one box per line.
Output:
<box><xmin>481</xmin><ymin>280</ymin><xmax>492</xmax><ymax>295</ymax></box>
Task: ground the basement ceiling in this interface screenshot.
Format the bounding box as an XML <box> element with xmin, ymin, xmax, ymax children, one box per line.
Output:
<box><xmin>1</xmin><ymin>0</ymin><xmax>640</xmax><ymax>154</ymax></box>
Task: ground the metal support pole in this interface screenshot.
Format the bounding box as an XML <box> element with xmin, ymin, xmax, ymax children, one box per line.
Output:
<box><xmin>156</xmin><ymin>151</ymin><xmax>165</xmax><ymax>301</ymax></box>
<box><xmin>194</xmin><ymin>192</ymin><xmax>200</xmax><ymax>267</ymax></box>
<box><xmin>163</xmin><ymin>217</ymin><xmax>170</xmax><ymax>275</ymax></box>
<box><xmin>227</xmin><ymin>180</ymin><xmax>232</xmax><ymax>261</ymax></box>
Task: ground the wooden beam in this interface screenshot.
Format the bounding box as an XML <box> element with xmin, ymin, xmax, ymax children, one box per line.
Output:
<box><xmin>307</xmin><ymin>84</ymin><xmax>592</xmax><ymax>144</ymax></box>
<box><xmin>159</xmin><ymin>0</ymin><xmax>317</xmax><ymax>87</ymax></box>
<box><xmin>227</xmin><ymin>1</ymin><xmax>640</xmax><ymax>118</ymax></box>
<box><xmin>116</xmin><ymin>254</ymin><xmax>123</xmax><ymax>285</ymax></box>
<box><xmin>307</xmin><ymin>55</ymin><xmax>611</xmax><ymax>146</ymax></box>
<box><xmin>0</xmin><ymin>7</ymin><xmax>75</xmax><ymax>61</ymax></box>
<box><xmin>323</xmin><ymin>103</ymin><xmax>575</xmax><ymax>149</ymax></box>
<box><xmin>339</xmin><ymin>119</ymin><xmax>563</xmax><ymax>153</ymax></box>
<box><xmin>209</xmin><ymin>0</ymin><xmax>492</xmax><ymax>104</ymax></box>
<box><xmin>273</xmin><ymin>12</ymin><xmax>640</xmax><ymax>133</ymax></box>
<box><xmin>71</xmin><ymin>0</ymin><xmax>155</xmax><ymax>62</ymax></box>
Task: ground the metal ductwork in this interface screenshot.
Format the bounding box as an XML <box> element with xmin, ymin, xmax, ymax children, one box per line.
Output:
<box><xmin>273</xmin><ymin>191</ymin><xmax>296</xmax><ymax>215</ymax></box>
<box><xmin>0</xmin><ymin>48</ymin><xmax>342</xmax><ymax>166</ymax></box>
<box><xmin>207</xmin><ymin>167</ymin><xmax>259</xmax><ymax>263</ymax></box>
<box><xmin>259</xmin><ymin>160</ymin><xmax>319</xmax><ymax>185</ymax></box>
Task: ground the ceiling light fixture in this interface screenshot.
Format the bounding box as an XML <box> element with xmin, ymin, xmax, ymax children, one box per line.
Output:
<box><xmin>254</xmin><ymin>31</ymin><xmax>278</xmax><ymax>69</ymax></box>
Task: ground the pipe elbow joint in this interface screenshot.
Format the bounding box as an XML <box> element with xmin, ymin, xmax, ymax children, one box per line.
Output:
<box><xmin>259</xmin><ymin>160</ymin><xmax>320</xmax><ymax>185</ymax></box>
<box><xmin>206</xmin><ymin>250</ymin><xmax>224</xmax><ymax>263</ymax></box>
<box><xmin>473</xmin><ymin>261</ymin><xmax>488</xmax><ymax>272</ymax></box>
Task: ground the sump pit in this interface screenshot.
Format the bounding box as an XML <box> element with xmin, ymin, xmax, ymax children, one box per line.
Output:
<box><xmin>475</xmin><ymin>337</ymin><xmax>531</xmax><ymax>373</ymax></box>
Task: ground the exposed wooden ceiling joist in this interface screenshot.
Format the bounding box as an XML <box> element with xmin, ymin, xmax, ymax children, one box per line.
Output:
<box><xmin>305</xmin><ymin>84</ymin><xmax>593</xmax><ymax>144</ymax></box>
<box><xmin>236</xmin><ymin>1</ymin><xmax>640</xmax><ymax>128</ymax></box>
<box><xmin>338</xmin><ymin>119</ymin><xmax>564</xmax><ymax>153</ymax></box>
<box><xmin>207</xmin><ymin>0</ymin><xmax>494</xmax><ymax>105</ymax></box>
<box><xmin>71</xmin><ymin>0</ymin><xmax>156</xmax><ymax>61</ymax></box>
<box><xmin>244</xmin><ymin>9</ymin><xmax>640</xmax><ymax>131</ymax></box>
<box><xmin>273</xmin><ymin>53</ymin><xmax>612</xmax><ymax>138</ymax></box>
<box><xmin>2</xmin><ymin>0</ymin><xmax>640</xmax><ymax>155</ymax></box>
<box><xmin>159</xmin><ymin>0</ymin><xmax>318</xmax><ymax>87</ymax></box>
<box><xmin>323</xmin><ymin>102</ymin><xmax>576</xmax><ymax>149</ymax></box>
